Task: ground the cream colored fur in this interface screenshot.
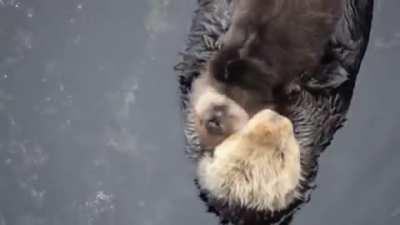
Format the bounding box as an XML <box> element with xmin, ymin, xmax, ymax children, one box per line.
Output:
<box><xmin>190</xmin><ymin>73</ymin><xmax>249</xmax><ymax>125</ymax></box>
<box><xmin>190</xmin><ymin>73</ymin><xmax>250</xmax><ymax>148</ymax></box>
<box><xmin>197</xmin><ymin>109</ymin><xmax>302</xmax><ymax>212</ymax></box>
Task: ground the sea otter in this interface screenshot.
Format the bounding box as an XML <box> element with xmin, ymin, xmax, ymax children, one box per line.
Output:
<box><xmin>175</xmin><ymin>0</ymin><xmax>374</xmax><ymax>224</ymax></box>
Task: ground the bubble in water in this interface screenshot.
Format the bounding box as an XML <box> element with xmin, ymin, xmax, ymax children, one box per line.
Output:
<box><xmin>77</xmin><ymin>3</ymin><xmax>83</xmax><ymax>10</ymax></box>
<box><xmin>10</xmin><ymin>117</ymin><xmax>16</xmax><ymax>126</ymax></box>
<box><xmin>138</xmin><ymin>201</ymin><xmax>145</xmax><ymax>208</ymax></box>
<box><xmin>4</xmin><ymin>158</ymin><xmax>12</xmax><ymax>165</ymax></box>
<box><xmin>59</xmin><ymin>83</ymin><xmax>65</xmax><ymax>92</ymax></box>
<box><xmin>23</xmin><ymin>34</ymin><xmax>32</xmax><ymax>49</ymax></box>
<box><xmin>392</xmin><ymin>207</ymin><xmax>400</xmax><ymax>217</ymax></box>
<box><xmin>0</xmin><ymin>0</ymin><xmax>21</xmax><ymax>8</ymax></box>
<box><xmin>73</xmin><ymin>35</ymin><xmax>81</xmax><ymax>45</ymax></box>
<box><xmin>163</xmin><ymin>0</ymin><xmax>170</xmax><ymax>7</ymax></box>
<box><xmin>26</xmin><ymin>8</ymin><xmax>34</xmax><ymax>18</ymax></box>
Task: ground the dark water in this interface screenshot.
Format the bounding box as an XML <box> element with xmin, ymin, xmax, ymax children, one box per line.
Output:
<box><xmin>0</xmin><ymin>0</ymin><xmax>398</xmax><ymax>225</ymax></box>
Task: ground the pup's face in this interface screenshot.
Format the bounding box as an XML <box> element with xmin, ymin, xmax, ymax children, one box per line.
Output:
<box><xmin>190</xmin><ymin>74</ymin><xmax>250</xmax><ymax>149</ymax></box>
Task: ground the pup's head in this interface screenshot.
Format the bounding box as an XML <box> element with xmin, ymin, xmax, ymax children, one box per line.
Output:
<box><xmin>190</xmin><ymin>73</ymin><xmax>250</xmax><ymax>149</ymax></box>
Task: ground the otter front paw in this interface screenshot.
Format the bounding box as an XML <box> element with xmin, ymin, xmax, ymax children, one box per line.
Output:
<box><xmin>197</xmin><ymin>109</ymin><xmax>302</xmax><ymax>212</ymax></box>
<box><xmin>202</xmin><ymin>35</ymin><xmax>221</xmax><ymax>51</ymax></box>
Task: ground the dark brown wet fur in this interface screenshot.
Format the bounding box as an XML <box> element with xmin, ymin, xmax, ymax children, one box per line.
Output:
<box><xmin>175</xmin><ymin>0</ymin><xmax>374</xmax><ymax>224</ymax></box>
<box><xmin>210</xmin><ymin>0</ymin><xmax>344</xmax><ymax>113</ymax></box>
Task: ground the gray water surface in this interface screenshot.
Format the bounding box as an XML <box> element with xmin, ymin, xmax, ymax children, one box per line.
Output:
<box><xmin>0</xmin><ymin>0</ymin><xmax>399</xmax><ymax>225</ymax></box>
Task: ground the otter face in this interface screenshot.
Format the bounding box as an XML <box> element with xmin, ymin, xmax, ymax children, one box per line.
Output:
<box><xmin>190</xmin><ymin>74</ymin><xmax>250</xmax><ymax>149</ymax></box>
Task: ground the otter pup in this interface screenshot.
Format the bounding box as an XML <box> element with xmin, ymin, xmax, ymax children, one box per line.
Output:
<box><xmin>197</xmin><ymin>109</ymin><xmax>302</xmax><ymax>211</ymax></box>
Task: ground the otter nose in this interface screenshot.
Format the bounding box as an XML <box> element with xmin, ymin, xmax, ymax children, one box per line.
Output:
<box><xmin>205</xmin><ymin>108</ymin><xmax>225</xmax><ymax>135</ymax></box>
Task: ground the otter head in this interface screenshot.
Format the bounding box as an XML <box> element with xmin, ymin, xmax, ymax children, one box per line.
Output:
<box><xmin>190</xmin><ymin>73</ymin><xmax>250</xmax><ymax>149</ymax></box>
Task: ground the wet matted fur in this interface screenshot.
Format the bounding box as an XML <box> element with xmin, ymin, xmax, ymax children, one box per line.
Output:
<box><xmin>197</xmin><ymin>109</ymin><xmax>302</xmax><ymax>212</ymax></box>
<box><xmin>175</xmin><ymin>0</ymin><xmax>374</xmax><ymax>224</ymax></box>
